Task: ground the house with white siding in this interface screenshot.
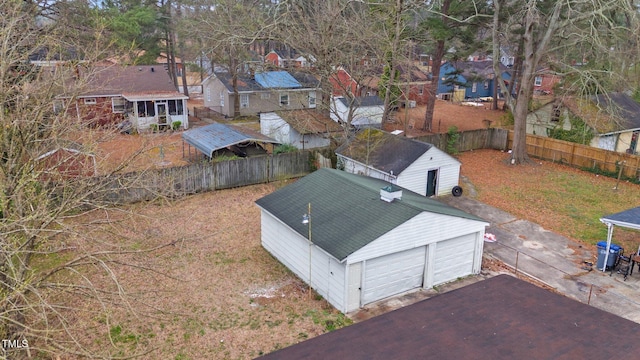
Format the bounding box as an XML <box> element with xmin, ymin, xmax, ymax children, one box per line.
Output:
<box><xmin>255</xmin><ymin>168</ymin><xmax>488</xmax><ymax>313</ymax></box>
<box><xmin>335</xmin><ymin>129</ymin><xmax>461</xmax><ymax>197</ymax></box>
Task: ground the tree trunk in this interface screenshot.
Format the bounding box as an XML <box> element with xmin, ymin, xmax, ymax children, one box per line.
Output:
<box><xmin>422</xmin><ymin>0</ymin><xmax>450</xmax><ymax>132</ymax></box>
<box><xmin>422</xmin><ymin>40</ymin><xmax>445</xmax><ymax>131</ymax></box>
<box><xmin>381</xmin><ymin>0</ymin><xmax>404</xmax><ymax>123</ymax></box>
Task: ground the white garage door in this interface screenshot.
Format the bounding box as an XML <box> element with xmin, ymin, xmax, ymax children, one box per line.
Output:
<box><xmin>362</xmin><ymin>247</ymin><xmax>426</xmax><ymax>305</ymax></box>
<box><xmin>433</xmin><ymin>234</ymin><xmax>477</xmax><ymax>285</ymax></box>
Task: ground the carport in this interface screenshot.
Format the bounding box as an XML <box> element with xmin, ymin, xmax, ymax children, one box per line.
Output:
<box><xmin>182</xmin><ymin>122</ymin><xmax>280</xmax><ymax>159</ymax></box>
<box><xmin>599</xmin><ymin>206</ymin><xmax>640</xmax><ymax>271</ymax></box>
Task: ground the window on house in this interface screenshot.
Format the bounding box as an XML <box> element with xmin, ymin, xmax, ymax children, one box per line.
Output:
<box><xmin>112</xmin><ymin>97</ymin><xmax>126</xmax><ymax>113</ymax></box>
<box><xmin>484</xmin><ymin>81</ymin><xmax>489</xmax><ymax>89</ymax></box>
<box><xmin>471</xmin><ymin>82</ymin><xmax>477</xmax><ymax>93</ymax></box>
<box><xmin>418</xmin><ymin>86</ymin><xmax>423</xmax><ymax>95</ymax></box>
<box><xmin>53</xmin><ymin>100</ymin><xmax>64</xmax><ymax>114</ymax></box>
<box><xmin>551</xmin><ymin>105</ymin><xmax>561</xmax><ymax>122</ymax></box>
<box><xmin>280</xmin><ymin>92</ymin><xmax>289</xmax><ymax>106</ymax></box>
<box><xmin>168</xmin><ymin>100</ymin><xmax>184</xmax><ymax>115</ymax></box>
<box><xmin>534</xmin><ymin>76</ymin><xmax>543</xmax><ymax>86</ymax></box>
<box><xmin>240</xmin><ymin>94</ymin><xmax>249</xmax><ymax>108</ymax></box>
<box><xmin>137</xmin><ymin>101</ymin><xmax>156</xmax><ymax>117</ymax></box>
<box><xmin>206</xmin><ymin>88</ymin><xmax>211</xmax><ymax>102</ymax></box>
<box><xmin>309</xmin><ymin>91</ymin><xmax>316</xmax><ymax>108</ymax></box>
<box><xmin>84</xmin><ymin>98</ymin><xmax>96</xmax><ymax>105</ymax></box>
<box><xmin>220</xmin><ymin>93</ymin><xmax>224</xmax><ymax>107</ymax></box>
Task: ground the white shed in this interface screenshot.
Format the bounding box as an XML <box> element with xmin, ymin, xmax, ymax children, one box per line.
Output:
<box><xmin>330</xmin><ymin>96</ymin><xmax>384</xmax><ymax>128</ymax></box>
<box><xmin>260</xmin><ymin>110</ymin><xmax>343</xmax><ymax>150</ymax></box>
<box><xmin>255</xmin><ymin>168</ymin><xmax>488</xmax><ymax>313</ymax></box>
<box><xmin>336</xmin><ymin>129</ymin><xmax>461</xmax><ymax>197</ymax></box>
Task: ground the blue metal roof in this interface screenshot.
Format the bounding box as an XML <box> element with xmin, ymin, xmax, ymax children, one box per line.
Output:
<box><xmin>254</xmin><ymin>71</ymin><xmax>302</xmax><ymax>89</ymax></box>
<box><xmin>182</xmin><ymin>123</ymin><xmax>279</xmax><ymax>158</ymax></box>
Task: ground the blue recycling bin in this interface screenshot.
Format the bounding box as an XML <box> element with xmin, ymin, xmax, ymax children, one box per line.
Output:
<box><xmin>597</xmin><ymin>241</ymin><xmax>621</xmax><ymax>270</ymax></box>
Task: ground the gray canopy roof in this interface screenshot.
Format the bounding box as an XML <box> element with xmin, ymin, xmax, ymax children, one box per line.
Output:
<box><xmin>182</xmin><ymin>123</ymin><xmax>279</xmax><ymax>158</ymax></box>
<box><xmin>600</xmin><ymin>206</ymin><xmax>640</xmax><ymax>230</ymax></box>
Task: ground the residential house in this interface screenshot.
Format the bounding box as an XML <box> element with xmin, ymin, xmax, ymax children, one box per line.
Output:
<box><xmin>201</xmin><ymin>70</ymin><xmax>320</xmax><ymax>118</ymax></box>
<box><xmin>359</xmin><ymin>65</ymin><xmax>431</xmax><ymax>105</ymax></box>
<box><xmin>336</xmin><ymin>129</ymin><xmax>461</xmax><ymax>197</ymax></box>
<box><xmin>182</xmin><ymin>122</ymin><xmax>280</xmax><ymax>159</ymax></box>
<box><xmin>533</xmin><ymin>67</ymin><xmax>561</xmax><ymax>95</ymax></box>
<box><xmin>330</xmin><ymin>96</ymin><xmax>385</xmax><ymax>129</ymax></box>
<box><xmin>59</xmin><ymin>65</ymin><xmax>188</xmax><ymax>131</ymax></box>
<box><xmin>260</xmin><ymin>109</ymin><xmax>343</xmax><ymax>150</ymax></box>
<box><xmin>436</xmin><ymin>60</ymin><xmax>511</xmax><ymax>101</ymax></box>
<box><xmin>329</xmin><ymin>66</ymin><xmax>359</xmax><ymax>97</ymax></box>
<box><xmin>526</xmin><ymin>93</ymin><xmax>640</xmax><ymax>154</ymax></box>
<box><xmin>264</xmin><ymin>49</ymin><xmax>314</xmax><ymax>69</ymax></box>
<box><xmin>259</xmin><ymin>275</ymin><xmax>640</xmax><ymax>359</ymax></box>
<box><xmin>255</xmin><ymin>168</ymin><xmax>488</xmax><ymax>313</ymax></box>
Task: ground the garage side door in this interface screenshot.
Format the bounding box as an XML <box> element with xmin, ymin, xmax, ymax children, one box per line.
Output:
<box><xmin>362</xmin><ymin>247</ymin><xmax>426</xmax><ymax>305</ymax></box>
<box><xmin>433</xmin><ymin>234</ymin><xmax>476</xmax><ymax>285</ymax></box>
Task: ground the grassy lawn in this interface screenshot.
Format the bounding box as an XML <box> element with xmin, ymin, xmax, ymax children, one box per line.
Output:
<box><xmin>459</xmin><ymin>149</ymin><xmax>640</xmax><ymax>252</ymax></box>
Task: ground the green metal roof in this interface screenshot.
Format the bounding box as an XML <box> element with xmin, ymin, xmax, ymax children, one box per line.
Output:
<box><xmin>255</xmin><ymin>168</ymin><xmax>485</xmax><ymax>261</ymax></box>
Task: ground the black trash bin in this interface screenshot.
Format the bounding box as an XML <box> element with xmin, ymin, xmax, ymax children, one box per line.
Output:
<box><xmin>597</xmin><ymin>241</ymin><xmax>621</xmax><ymax>270</ymax></box>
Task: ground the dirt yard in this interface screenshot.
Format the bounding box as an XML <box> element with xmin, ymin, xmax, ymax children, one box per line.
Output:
<box><xmin>95</xmin><ymin>99</ymin><xmax>508</xmax><ymax>173</ymax></box>
<box><xmin>56</xmin><ymin>143</ymin><xmax>640</xmax><ymax>359</ymax></box>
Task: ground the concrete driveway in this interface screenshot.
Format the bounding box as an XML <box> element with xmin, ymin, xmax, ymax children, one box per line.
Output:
<box><xmin>440</xmin><ymin>195</ymin><xmax>640</xmax><ymax>324</ymax></box>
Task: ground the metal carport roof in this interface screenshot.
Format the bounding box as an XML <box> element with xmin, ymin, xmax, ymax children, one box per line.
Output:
<box><xmin>182</xmin><ymin>122</ymin><xmax>280</xmax><ymax>158</ymax></box>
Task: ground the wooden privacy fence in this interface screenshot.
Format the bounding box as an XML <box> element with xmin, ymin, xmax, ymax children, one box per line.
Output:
<box><xmin>416</xmin><ymin>128</ymin><xmax>509</xmax><ymax>152</ymax></box>
<box><xmin>508</xmin><ymin>132</ymin><xmax>640</xmax><ymax>179</ymax></box>
<box><xmin>87</xmin><ymin>151</ymin><xmax>311</xmax><ymax>205</ymax></box>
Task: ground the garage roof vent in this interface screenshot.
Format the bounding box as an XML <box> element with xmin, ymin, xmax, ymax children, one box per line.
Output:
<box><xmin>380</xmin><ymin>185</ymin><xmax>402</xmax><ymax>202</ymax></box>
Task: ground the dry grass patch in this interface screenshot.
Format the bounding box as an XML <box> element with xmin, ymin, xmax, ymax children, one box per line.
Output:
<box><xmin>60</xmin><ymin>183</ymin><xmax>350</xmax><ymax>359</ymax></box>
<box><xmin>458</xmin><ymin>149</ymin><xmax>640</xmax><ymax>251</ymax></box>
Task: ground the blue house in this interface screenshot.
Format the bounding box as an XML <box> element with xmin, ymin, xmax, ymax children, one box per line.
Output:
<box><xmin>436</xmin><ymin>60</ymin><xmax>511</xmax><ymax>101</ymax></box>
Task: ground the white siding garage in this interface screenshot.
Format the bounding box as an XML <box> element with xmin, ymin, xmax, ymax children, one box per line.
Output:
<box><xmin>362</xmin><ymin>247</ymin><xmax>426</xmax><ymax>304</ymax></box>
<box><xmin>255</xmin><ymin>168</ymin><xmax>488</xmax><ymax>313</ymax></box>
<box><xmin>433</xmin><ymin>234</ymin><xmax>478</xmax><ymax>285</ymax></box>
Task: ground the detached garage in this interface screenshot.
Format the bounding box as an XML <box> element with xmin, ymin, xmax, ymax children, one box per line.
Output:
<box><xmin>255</xmin><ymin>168</ymin><xmax>488</xmax><ymax>313</ymax></box>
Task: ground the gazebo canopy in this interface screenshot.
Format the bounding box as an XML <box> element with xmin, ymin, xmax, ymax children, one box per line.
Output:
<box><xmin>599</xmin><ymin>206</ymin><xmax>640</xmax><ymax>271</ymax></box>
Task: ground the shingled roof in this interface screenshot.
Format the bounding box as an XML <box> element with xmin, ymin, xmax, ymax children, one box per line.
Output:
<box><xmin>335</xmin><ymin>129</ymin><xmax>439</xmax><ymax>175</ymax></box>
<box><xmin>255</xmin><ymin>168</ymin><xmax>484</xmax><ymax>261</ymax></box>
<box><xmin>78</xmin><ymin>65</ymin><xmax>186</xmax><ymax>100</ymax></box>
<box><xmin>274</xmin><ymin>110</ymin><xmax>343</xmax><ymax>135</ymax></box>
<box><xmin>259</xmin><ymin>274</ymin><xmax>640</xmax><ymax>359</ymax></box>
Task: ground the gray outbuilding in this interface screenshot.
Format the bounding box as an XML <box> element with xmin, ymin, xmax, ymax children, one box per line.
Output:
<box><xmin>255</xmin><ymin>168</ymin><xmax>488</xmax><ymax>313</ymax></box>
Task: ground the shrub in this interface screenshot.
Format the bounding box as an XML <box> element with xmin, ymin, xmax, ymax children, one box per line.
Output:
<box><xmin>149</xmin><ymin>123</ymin><xmax>159</xmax><ymax>132</ymax></box>
<box><xmin>446</xmin><ymin>126</ymin><xmax>460</xmax><ymax>155</ymax></box>
<box><xmin>172</xmin><ymin>121</ymin><xmax>182</xmax><ymax>130</ymax></box>
<box><xmin>273</xmin><ymin>144</ymin><xmax>298</xmax><ymax>154</ymax></box>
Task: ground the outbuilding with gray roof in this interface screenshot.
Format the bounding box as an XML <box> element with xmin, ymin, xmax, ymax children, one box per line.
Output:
<box><xmin>336</xmin><ymin>129</ymin><xmax>461</xmax><ymax>197</ymax></box>
<box><xmin>255</xmin><ymin>168</ymin><xmax>488</xmax><ymax>313</ymax></box>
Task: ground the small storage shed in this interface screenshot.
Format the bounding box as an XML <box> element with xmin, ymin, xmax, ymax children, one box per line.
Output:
<box><xmin>336</xmin><ymin>129</ymin><xmax>461</xmax><ymax>197</ymax></box>
<box><xmin>330</xmin><ymin>96</ymin><xmax>384</xmax><ymax>128</ymax></box>
<box><xmin>255</xmin><ymin>168</ymin><xmax>488</xmax><ymax>313</ymax></box>
<box><xmin>260</xmin><ymin>109</ymin><xmax>343</xmax><ymax>150</ymax></box>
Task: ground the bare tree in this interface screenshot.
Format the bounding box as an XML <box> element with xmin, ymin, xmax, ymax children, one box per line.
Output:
<box><xmin>492</xmin><ymin>0</ymin><xmax>640</xmax><ymax>164</ymax></box>
<box><xmin>1</xmin><ymin>1</ymin><xmax>176</xmax><ymax>357</ymax></box>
